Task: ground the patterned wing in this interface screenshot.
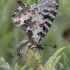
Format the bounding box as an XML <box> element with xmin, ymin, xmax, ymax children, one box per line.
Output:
<box><xmin>11</xmin><ymin>1</ymin><xmax>34</xmax><ymax>43</ymax></box>
<box><xmin>11</xmin><ymin>0</ymin><xmax>59</xmax><ymax>44</ymax></box>
<box><xmin>29</xmin><ymin>0</ymin><xmax>59</xmax><ymax>44</ymax></box>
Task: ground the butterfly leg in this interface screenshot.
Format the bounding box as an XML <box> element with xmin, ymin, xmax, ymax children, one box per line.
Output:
<box><xmin>25</xmin><ymin>45</ymin><xmax>37</xmax><ymax>59</ymax></box>
<box><xmin>26</xmin><ymin>45</ymin><xmax>31</xmax><ymax>53</ymax></box>
<box><xmin>37</xmin><ymin>44</ymin><xmax>43</xmax><ymax>55</ymax></box>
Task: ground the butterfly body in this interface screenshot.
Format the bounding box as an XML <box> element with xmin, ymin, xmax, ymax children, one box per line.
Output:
<box><xmin>11</xmin><ymin>0</ymin><xmax>59</xmax><ymax>56</ymax></box>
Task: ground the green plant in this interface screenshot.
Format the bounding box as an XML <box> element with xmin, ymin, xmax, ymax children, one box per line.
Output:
<box><xmin>0</xmin><ymin>47</ymin><xmax>68</xmax><ymax>70</ymax></box>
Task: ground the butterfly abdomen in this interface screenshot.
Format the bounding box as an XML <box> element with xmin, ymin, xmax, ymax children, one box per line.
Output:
<box><xmin>16</xmin><ymin>40</ymin><xmax>30</xmax><ymax>56</ymax></box>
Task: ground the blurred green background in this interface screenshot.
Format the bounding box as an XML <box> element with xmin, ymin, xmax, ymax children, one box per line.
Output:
<box><xmin>0</xmin><ymin>0</ymin><xmax>70</xmax><ymax>67</ymax></box>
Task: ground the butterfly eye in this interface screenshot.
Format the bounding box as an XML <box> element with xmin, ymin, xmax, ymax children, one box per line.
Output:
<box><xmin>38</xmin><ymin>45</ymin><xmax>44</xmax><ymax>49</ymax></box>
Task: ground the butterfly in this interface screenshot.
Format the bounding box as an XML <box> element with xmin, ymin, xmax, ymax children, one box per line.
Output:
<box><xmin>11</xmin><ymin>0</ymin><xmax>59</xmax><ymax>56</ymax></box>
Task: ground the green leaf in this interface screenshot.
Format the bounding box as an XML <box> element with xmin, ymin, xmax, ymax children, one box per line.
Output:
<box><xmin>62</xmin><ymin>53</ymin><xmax>70</xmax><ymax>70</ymax></box>
<box><xmin>53</xmin><ymin>47</ymin><xmax>65</xmax><ymax>57</ymax></box>
<box><xmin>20</xmin><ymin>65</ymin><xmax>27</xmax><ymax>70</ymax></box>
<box><xmin>44</xmin><ymin>47</ymin><xmax>65</xmax><ymax>70</ymax></box>
<box><xmin>0</xmin><ymin>57</ymin><xmax>11</xmax><ymax>70</ymax></box>
<box><xmin>14</xmin><ymin>63</ymin><xmax>18</xmax><ymax>70</ymax></box>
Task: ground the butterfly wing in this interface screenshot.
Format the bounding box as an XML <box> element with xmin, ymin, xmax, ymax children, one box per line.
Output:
<box><xmin>29</xmin><ymin>0</ymin><xmax>59</xmax><ymax>43</ymax></box>
<box><xmin>11</xmin><ymin>1</ymin><xmax>34</xmax><ymax>42</ymax></box>
<box><xmin>11</xmin><ymin>0</ymin><xmax>43</xmax><ymax>44</ymax></box>
<box><xmin>11</xmin><ymin>0</ymin><xmax>59</xmax><ymax>44</ymax></box>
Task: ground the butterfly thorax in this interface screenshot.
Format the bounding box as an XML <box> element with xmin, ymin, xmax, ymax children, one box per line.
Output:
<box><xmin>16</xmin><ymin>40</ymin><xmax>43</xmax><ymax>56</ymax></box>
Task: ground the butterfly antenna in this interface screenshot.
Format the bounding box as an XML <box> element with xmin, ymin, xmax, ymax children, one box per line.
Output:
<box><xmin>43</xmin><ymin>44</ymin><xmax>57</xmax><ymax>48</ymax></box>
